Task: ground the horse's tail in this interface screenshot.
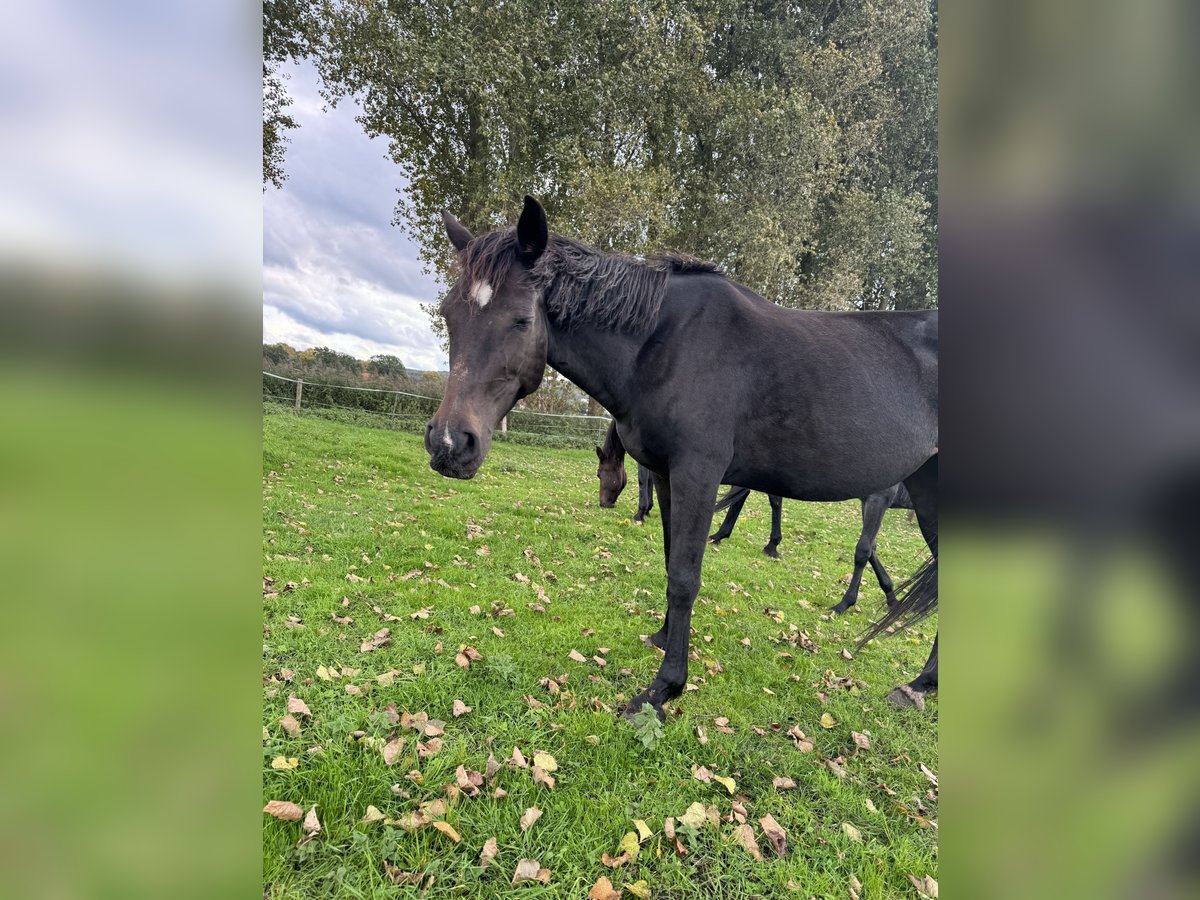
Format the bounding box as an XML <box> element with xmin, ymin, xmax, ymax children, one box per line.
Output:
<box><xmin>858</xmin><ymin>555</ymin><xmax>938</xmax><ymax>647</ymax></box>
<box><xmin>714</xmin><ymin>486</ymin><xmax>751</xmax><ymax>513</ymax></box>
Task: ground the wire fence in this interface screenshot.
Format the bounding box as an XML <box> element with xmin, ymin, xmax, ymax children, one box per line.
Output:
<box><xmin>262</xmin><ymin>372</ymin><xmax>612</xmax><ymax>449</ymax></box>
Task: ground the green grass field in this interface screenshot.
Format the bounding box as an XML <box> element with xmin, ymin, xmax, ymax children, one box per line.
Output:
<box><xmin>262</xmin><ymin>409</ymin><xmax>937</xmax><ymax>899</ymax></box>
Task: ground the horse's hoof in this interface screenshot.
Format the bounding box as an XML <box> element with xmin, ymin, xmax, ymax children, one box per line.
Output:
<box><xmin>643</xmin><ymin>632</ymin><xmax>667</xmax><ymax>651</ymax></box>
<box><xmin>623</xmin><ymin>694</ymin><xmax>666</xmax><ymax>723</ymax></box>
<box><xmin>633</xmin><ymin>518</ymin><xmax>644</xmax><ymax>526</ymax></box>
<box><xmin>887</xmin><ymin>684</ymin><xmax>926</xmax><ymax>710</ymax></box>
<box><xmin>830</xmin><ymin>600</ymin><xmax>853</xmax><ymax>616</ymax></box>
<box><xmin>884</xmin><ymin>594</ymin><xmax>899</xmax><ymax>608</ymax></box>
<box><xmin>763</xmin><ymin>546</ymin><xmax>781</xmax><ymax>559</ymax></box>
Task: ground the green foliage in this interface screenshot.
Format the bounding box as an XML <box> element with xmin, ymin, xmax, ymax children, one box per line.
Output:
<box><xmin>277</xmin><ymin>0</ymin><xmax>936</xmax><ymax>334</ymax></box>
<box><xmin>629</xmin><ymin>703</ymin><xmax>665</xmax><ymax>750</ymax></box>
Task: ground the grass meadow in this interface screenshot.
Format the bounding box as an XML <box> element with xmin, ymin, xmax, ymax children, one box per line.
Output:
<box><xmin>262</xmin><ymin>408</ymin><xmax>937</xmax><ymax>899</ymax></box>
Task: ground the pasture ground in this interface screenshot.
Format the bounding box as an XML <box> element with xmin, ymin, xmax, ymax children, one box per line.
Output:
<box><xmin>262</xmin><ymin>408</ymin><xmax>938</xmax><ymax>898</ymax></box>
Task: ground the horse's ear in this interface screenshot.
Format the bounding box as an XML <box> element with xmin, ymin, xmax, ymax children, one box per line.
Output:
<box><xmin>595</xmin><ymin>446</ymin><xmax>604</xmax><ymax>460</ymax></box>
<box><xmin>442</xmin><ymin>210</ymin><xmax>473</xmax><ymax>252</ymax></box>
<box><xmin>516</xmin><ymin>195</ymin><xmax>548</xmax><ymax>262</ymax></box>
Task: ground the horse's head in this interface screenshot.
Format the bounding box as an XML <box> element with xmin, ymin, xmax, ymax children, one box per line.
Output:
<box><xmin>596</xmin><ymin>445</ymin><xmax>628</xmax><ymax>508</ymax></box>
<box><xmin>426</xmin><ymin>196</ymin><xmax>550</xmax><ymax>479</ymax></box>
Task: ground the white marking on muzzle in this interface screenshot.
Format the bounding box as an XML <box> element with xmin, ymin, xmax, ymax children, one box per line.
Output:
<box><xmin>442</xmin><ymin>426</ymin><xmax>453</xmax><ymax>448</ymax></box>
<box><xmin>470</xmin><ymin>281</ymin><xmax>493</xmax><ymax>307</ymax></box>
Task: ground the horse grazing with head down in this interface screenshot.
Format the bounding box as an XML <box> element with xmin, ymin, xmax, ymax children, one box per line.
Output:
<box><xmin>426</xmin><ymin>196</ymin><xmax>938</xmax><ymax>718</ymax></box>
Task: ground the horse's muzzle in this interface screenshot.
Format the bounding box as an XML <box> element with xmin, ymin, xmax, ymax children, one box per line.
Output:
<box><xmin>424</xmin><ymin>419</ymin><xmax>482</xmax><ymax>479</ymax></box>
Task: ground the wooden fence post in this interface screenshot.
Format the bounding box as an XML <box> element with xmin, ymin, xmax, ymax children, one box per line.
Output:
<box><xmin>295</xmin><ymin>378</ymin><xmax>304</xmax><ymax>411</ymax></box>
<box><xmin>501</xmin><ymin>415</ymin><xmax>508</xmax><ymax>433</ymax></box>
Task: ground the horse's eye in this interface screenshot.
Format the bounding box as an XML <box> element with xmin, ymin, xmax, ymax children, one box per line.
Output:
<box><xmin>512</xmin><ymin>318</ymin><xmax>531</xmax><ymax>331</ymax></box>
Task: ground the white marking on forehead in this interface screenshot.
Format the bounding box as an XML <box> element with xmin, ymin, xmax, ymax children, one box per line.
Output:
<box><xmin>470</xmin><ymin>281</ymin><xmax>493</xmax><ymax>307</ymax></box>
<box><xmin>442</xmin><ymin>426</ymin><xmax>453</xmax><ymax>448</ymax></box>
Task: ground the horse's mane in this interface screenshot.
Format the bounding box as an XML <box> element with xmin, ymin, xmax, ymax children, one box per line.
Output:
<box><xmin>454</xmin><ymin>227</ymin><xmax>721</xmax><ymax>333</ymax></box>
<box><xmin>598</xmin><ymin>419</ymin><xmax>624</xmax><ymax>461</ymax></box>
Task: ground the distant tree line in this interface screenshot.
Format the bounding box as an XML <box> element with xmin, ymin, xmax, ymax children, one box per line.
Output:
<box><xmin>262</xmin><ymin>344</ymin><xmax>593</xmax><ymax>415</ymax></box>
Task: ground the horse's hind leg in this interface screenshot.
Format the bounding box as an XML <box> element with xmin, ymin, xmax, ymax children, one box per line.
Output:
<box><xmin>887</xmin><ymin>454</ymin><xmax>938</xmax><ymax>708</ymax></box>
<box><xmin>762</xmin><ymin>494</ymin><xmax>783</xmax><ymax>558</ymax></box>
<box><xmin>832</xmin><ymin>492</ymin><xmax>889</xmax><ymax>614</ymax></box>
<box><xmin>889</xmin><ymin>634</ymin><xmax>937</xmax><ymax>710</ymax></box>
<box><xmin>709</xmin><ymin>487</ymin><xmax>749</xmax><ymax>545</ymax></box>
<box><xmin>868</xmin><ymin>550</ymin><xmax>898</xmax><ymax>606</ymax></box>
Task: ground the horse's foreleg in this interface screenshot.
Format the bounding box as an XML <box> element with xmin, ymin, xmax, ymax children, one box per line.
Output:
<box><xmin>629</xmin><ymin>468</ymin><xmax>719</xmax><ymax>720</ymax></box>
<box><xmin>762</xmin><ymin>494</ymin><xmax>783</xmax><ymax>557</ymax></box>
<box><xmin>634</xmin><ymin>464</ymin><xmax>654</xmax><ymax>524</ymax></box>
<box><xmin>646</xmin><ymin>471</ymin><xmax>671</xmax><ymax>650</ymax></box>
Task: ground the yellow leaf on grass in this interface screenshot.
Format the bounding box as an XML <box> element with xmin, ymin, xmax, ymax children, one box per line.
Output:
<box><xmin>625</xmin><ymin>880</ymin><xmax>651</xmax><ymax>899</ymax></box>
<box><xmin>532</xmin><ymin>751</ymin><xmax>558</xmax><ymax>771</ymax></box>
<box><xmin>712</xmin><ymin>775</ymin><xmax>736</xmax><ymax>794</ymax></box>
<box><xmin>619</xmin><ymin>831</ymin><xmax>640</xmax><ymax>860</ymax></box>
<box><xmin>632</xmin><ymin>819</ymin><xmax>653</xmax><ymax>842</ymax></box>
<box><xmin>820</xmin><ymin>712</ymin><xmax>836</xmax><ymax>729</ymax></box>
<box><xmin>431</xmin><ymin>820</ymin><xmax>460</xmax><ymax>843</ymax></box>
<box><xmin>678</xmin><ymin>802</ymin><xmax>706</xmax><ymax>830</ymax></box>
<box><xmin>270</xmin><ymin>756</ymin><xmax>299</xmax><ymax>770</ymax></box>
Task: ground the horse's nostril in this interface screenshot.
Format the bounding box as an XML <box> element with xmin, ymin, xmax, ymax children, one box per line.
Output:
<box><xmin>462</xmin><ymin>430</ymin><xmax>478</xmax><ymax>453</ymax></box>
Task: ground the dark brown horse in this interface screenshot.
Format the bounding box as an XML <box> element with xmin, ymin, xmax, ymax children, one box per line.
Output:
<box><xmin>426</xmin><ymin>197</ymin><xmax>938</xmax><ymax>717</ymax></box>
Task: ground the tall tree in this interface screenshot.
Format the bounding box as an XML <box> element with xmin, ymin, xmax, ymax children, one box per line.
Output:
<box><xmin>276</xmin><ymin>1</ymin><xmax>937</xmax><ymax>324</ymax></box>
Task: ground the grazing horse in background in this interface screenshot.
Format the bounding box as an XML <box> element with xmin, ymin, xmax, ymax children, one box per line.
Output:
<box><xmin>426</xmin><ymin>196</ymin><xmax>938</xmax><ymax>717</ymax></box>
<box><xmin>714</xmin><ymin>483</ymin><xmax>916</xmax><ymax>612</ymax></box>
<box><xmin>596</xmin><ymin>419</ymin><xmax>655</xmax><ymax>524</ymax></box>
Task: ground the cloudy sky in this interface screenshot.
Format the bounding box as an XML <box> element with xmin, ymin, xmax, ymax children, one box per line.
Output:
<box><xmin>263</xmin><ymin>61</ymin><xmax>447</xmax><ymax>372</ymax></box>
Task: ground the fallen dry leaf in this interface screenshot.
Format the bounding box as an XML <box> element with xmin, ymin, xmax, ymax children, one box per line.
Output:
<box><xmin>361</xmin><ymin>805</ymin><xmax>385</xmax><ymax>825</ymax></box>
<box><xmin>908</xmin><ymin>874</ymin><xmax>938</xmax><ymax>898</ymax></box>
<box><xmin>456</xmin><ymin>765</ymin><xmax>484</xmax><ymax>796</ymax></box>
<box><xmin>625</xmin><ymin>881</ymin><xmax>651</xmax><ymax>899</ymax></box>
<box><xmin>360</xmin><ymin>628</ymin><xmax>391</xmax><ymax>653</ymax></box>
<box><xmin>263</xmin><ymin>800</ymin><xmax>303</xmax><ymax>821</ymax></box>
<box><xmin>588</xmin><ymin>875</ymin><xmax>621</xmax><ymax>900</ymax></box>
<box><xmin>302</xmin><ymin>805</ymin><xmax>321</xmax><ymax>836</ymax></box>
<box><xmin>384</xmin><ymin>865</ymin><xmax>424</xmax><ymax>886</ymax></box>
<box><xmin>431</xmin><ymin>820</ymin><xmax>461</xmax><ymax>843</ymax></box>
<box><xmin>286</xmin><ymin>696</ymin><xmax>311</xmax><ymax>718</ymax></box>
<box><xmin>760</xmin><ymin>814</ymin><xmax>787</xmax><ymax>857</ymax></box>
<box><xmin>532</xmin><ymin>751</ymin><xmax>558</xmax><ymax>772</ymax></box>
<box><xmin>695</xmin><ymin>725</ymin><xmax>708</xmax><ymax>745</ymax></box>
<box><xmin>279</xmin><ymin>714</ymin><xmax>301</xmax><ymax>738</ymax></box>
<box><xmin>511</xmin><ymin>746</ymin><xmax>528</xmax><ymax>768</ymax></box>
<box><xmin>382</xmin><ymin>737</ymin><xmax>405</xmax><ymax>766</ymax></box>
<box><xmin>532</xmin><ymin>766</ymin><xmax>556</xmax><ymax>790</ymax></box>
<box><xmin>511</xmin><ymin>858</ymin><xmax>551</xmax><ymax>885</ymax></box>
<box><xmin>692</xmin><ymin>765</ymin><xmax>713</xmax><ymax>783</ymax></box>
<box><xmin>601</xmin><ymin>851</ymin><xmax>629</xmax><ymax>868</ymax></box>
<box><xmin>851</xmin><ymin>731</ymin><xmax>871</xmax><ymax>750</ymax></box>
<box><xmin>842</xmin><ymin>822</ymin><xmax>862</xmax><ymax>842</ymax></box>
<box><xmin>519</xmin><ymin>807</ymin><xmax>542</xmax><ymax>832</ymax></box>
<box><xmin>568</xmin><ymin>649</ymin><xmax>587</xmax><ymax>663</ymax></box>
<box><xmin>270</xmin><ymin>756</ymin><xmax>299</xmax><ymax>770</ymax></box>
<box><xmin>452</xmin><ymin>699</ymin><xmax>472</xmax><ymax>717</ymax></box>
<box><xmin>633</xmin><ymin>819</ymin><xmax>652</xmax><ymax>842</ymax></box>
<box><xmin>919</xmin><ymin>763</ymin><xmax>938</xmax><ymax>788</ymax></box>
<box><xmin>773</xmin><ymin>776</ymin><xmax>797</xmax><ymax>789</ymax></box>
<box><xmin>733</xmin><ymin>822</ymin><xmax>763</xmax><ymax>860</ymax></box>
<box><xmin>712</xmin><ymin>774</ymin><xmax>736</xmax><ymax>794</ymax></box>
<box><xmin>786</xmin><ymin>725</ymin><xmax>815</xmax><ymax>752</ymax></box>
<box><xmin>713</xmin><ymin>716</ymin><xmax>734</xmax><ymax>733</ymax></box>
<box><xmin>479</xmin><ymin>835</ymin><xmax>498</xmax><ymax>869</ymax></box>
<box><xmin>417</xmin><ymin>737</ymin><xmax>443</xmax><ymax>758</ymax></box>
<box><xmin>679</xmin><ymin>802</ymin><xmax>707</xmax><ymax>830</ymax></box>
<box><xmin>820</xmin><ymin>712</ymin><xmax>837</xmax><ymax>729</ymax></box>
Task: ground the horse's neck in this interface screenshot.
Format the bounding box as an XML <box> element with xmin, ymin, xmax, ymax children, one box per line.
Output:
<box><xmin>545</xmin><ymin>321</ymin><xmax>638</xmax><ymax>418</ymax></box>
